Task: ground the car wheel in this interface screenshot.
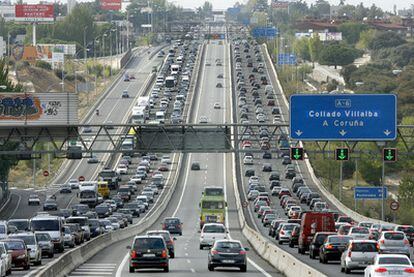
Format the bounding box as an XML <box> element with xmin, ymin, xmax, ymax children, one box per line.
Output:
<box><xmin>48</xmin><ymin>252</ymin><xmax>54</xmax><ymax>258</ymax></box>
<box><xmin>24</xmin><ymin>264</ymin><xmax>30</xmax><ymax>270</ymax></box>
<box><xmin>199</xmin><ymin>245</ymin><xmax>203</xmax><ymax>250</ymax></box>
<box><xmin>309</xmin><ymin>250</ymin><xmax>314</xmax><ymax>259</ymax></box>
<box><xmin>129</xmin><ymin>266</ymin><xmax>134</xmax><ymax>273</ymax></box>
<box><xmin>35</xmin><ymin>260</ymin><xmax>42</xmax><ymax>266</ymax></box>
<box><xmin>345</xmin><ymin>268</ymin><xmax>351</xmax><ymax>274</ymax></box>
<box><xmin>208</xmin><ymin>264</ymin><xmax>214</xmax><ymax>271</ymax></box>
<box><xmin>289</xmin><ymin>242</ymin><xmax>294</xmax><ymax>248</ymax></box>
<box><xmin>170</xmin><ymin>252</ymin><xmax>175</xmax><ymax>259</ymax></box>
<box><xmin>6</xmin><ymin>268</ymin><xmax>11</xmax><ymax>275</ymax></box>
<box><xmin>163</xmin><ymin>266</ymin><xmax>169</xmax><ymax>272</ymax></box>
<box><xmin>240</xmin><ymin>265</ymin><xmax>247</xmax><ymax>272</ymax></box>
<box><xmin>278</xmin><ymin>240</ymin><xmax>282</xmax><ymax>245</ymax></box>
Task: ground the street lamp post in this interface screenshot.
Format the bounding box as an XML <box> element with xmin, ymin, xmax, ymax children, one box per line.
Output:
<box><xmin>83</xmin><ymin>26</ymin><xmax>88</xmax><ymax>64</ymax></box>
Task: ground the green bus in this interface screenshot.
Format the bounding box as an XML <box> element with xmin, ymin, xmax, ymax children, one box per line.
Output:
<box><xmin>199</xmin><ymin>187</ymin><xmax>226</xmax><ymax>229</ymax></box>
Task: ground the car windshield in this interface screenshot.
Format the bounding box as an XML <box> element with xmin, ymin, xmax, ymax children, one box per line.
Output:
<box><xmin>203</xmin><ymin>225</ymin><xmax>225</xmax><ymax>233</ymax></box>
<box><xmin>12</xmin><ymin>235</ymin><xmax>35</xmax><ymax>245</ymax></box>
<box><xmin>327</xmin><ymin>236</ymin><xmax>352</xmax><ymax>244</ymax></box>
<box><xmin>283</xmin><ymin>224</ymin><xmax>297</xmax><ymax>231</ymax></box>
<box><xmin>133</xmin><ymin>238</ymin><xmax>165</xmax><ymax>250</ymax></box>
<box><xmin>315</xmin><ymin>234</ymin><xmax>330</xmax><ymax>244</ymax></box>
<box><xmin>31</xmin><ymin>220</ymin><xmax>59</xmax><ymax>231</ymax></box>
<box><xmin>96</xmin><ymin>206</ymin><xmax>109</xmax><ymax>212</ymax></box>
<box><xmin>66</xmin><ymin>218</ymin><xmax>87</xmax><ymax>226</ymax></box>
<box><xmin>378</xmin><ymin>257</ymin><xmax>411</xmax><ymax>265</ymax></box>
<box><xmin>351</xmin><ymin>242</ymin><xmax>377</xmax><ymax>252</ymax></box>
<box><xmin>4</xmin><ymin>241</ymin><xmax>24</xmax><ymax>250</ymax></box>
<box><xmin>8</xmin><ymin>220</ymin><xmax>29</xmax><ymax>230</ymax></box>
<box><xmin>384</xmin><ymin>232</ymin><xmax>405</xmax><ymax>240</ymax></box>
<box><xmin>215</xmin><ymin>241</ymin><xmax>241</xmax><ymax>249</ymax></box>
<box><xmin>201</xmin><ymin>201</ymin><xmax>224</xmax><ymax>209</ymax></box>
<box><xmin>204</xmin><ymin>188</ymin><xmax>224</xmax><ymax>196</ymax></box>
<box><xmin>35</xmin><ymin>233</ymin><xmax>51</xmax><ymax>242</ymax></box>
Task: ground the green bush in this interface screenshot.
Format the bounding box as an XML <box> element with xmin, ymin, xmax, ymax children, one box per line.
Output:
<box><xmin>35</xmin><ymin>60</ymin><xmax>52</xmax><ymax>70</ymax></box>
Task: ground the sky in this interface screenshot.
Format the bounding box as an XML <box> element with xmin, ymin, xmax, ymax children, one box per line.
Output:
<box><xmin>177</xmin><ymin>0</ymin><xmax>411</xmax><ymax>12</ymax></box>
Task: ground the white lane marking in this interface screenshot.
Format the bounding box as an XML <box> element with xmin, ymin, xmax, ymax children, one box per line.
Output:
<box><xmin>223</xmin><ymin>40</ymin><xmax>273</xmax><ymax>277</ymax></box>
<box><xmin>115</xmin><ymin>251</ymin><xmax>129</xmax><ymax>277</ymax></box>
<box><xmin>190</xmin><ymin>268</ymin><xmax>196</xmax><ymax>273</ymax></box>
<box><xmin>8</xmin><ymin>194</ymin><xmax>21</xmax><ymax>219</ymax></box>
<box><xmin>187</xmin><ymin>259</ymin><xmax>191</xmax><ymax>264</ymax></box>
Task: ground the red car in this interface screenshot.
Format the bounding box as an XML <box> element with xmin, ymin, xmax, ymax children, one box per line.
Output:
<box><xmin>158</xmin><ymin>163</ymin><xmax>169</xmax><ymax>172</ymax></box>
<box><xmin>1</xmin><ymin>239</ymin><xmax>30</xmax><ymax>270</ymax></box>
<box><xmin>279</xmin><ymin>188</ymin><xmax>292</xmax><ymax>199</ymax></box>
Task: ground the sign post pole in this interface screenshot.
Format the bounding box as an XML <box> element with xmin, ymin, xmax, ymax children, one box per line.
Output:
<box><xmin>355</xmin><ymin>158</ymin><xmax>358</xmax><ymax>211</ymax></box>
<box><xmin>32</xmin><ymin>23</ymin><xmax>36</xmax><ymax>46</ymax></box>
<box><xmin>381</xmin><ymin>159</ymin><xmax>385</xmax><ymax>221</ymax></box>
<box><xmin>339</xmin><ymin>161</ymin><xmax>343</xmax><ymax>202</ymax></box>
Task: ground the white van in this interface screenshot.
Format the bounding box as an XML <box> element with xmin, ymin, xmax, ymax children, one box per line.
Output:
<box><xmin>155</xmin><ymin>111</ymin><xmax>165</xmax><ymax>124</ymax></box>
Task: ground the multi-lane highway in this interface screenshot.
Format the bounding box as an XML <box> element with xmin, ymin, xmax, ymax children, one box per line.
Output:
<box><xmin>70</xmin><ymin>38</ymin><xmax>282</xmax><ymax>276</ymax></box>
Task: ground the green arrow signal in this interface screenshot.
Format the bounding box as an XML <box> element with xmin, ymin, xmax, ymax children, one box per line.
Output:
<box><xmin>338</xmin><ymin>149</ymin><xmax>347</xmax><ymax>160</ymax></box>
<box><xmin>385</xmin><ymin>150</ymin><xmax>394</xmax><ymax>160</ymax></box>
<box><xmin>293</xmin><ymin>148</ymin><xmax>301</xmax><ymax>160</ymax></box>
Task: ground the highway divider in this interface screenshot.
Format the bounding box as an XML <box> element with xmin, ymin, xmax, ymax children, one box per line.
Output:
<box><xmin>228</xmin><ymin>42</ymin><xmax>326</xmax><ymax>277</ymax></box>
<box><xmin>36</xmin><ymin>42</ymin><xmax>207</xmax><ymax>277</ymax></box>
<box><xmin>261</xmin><ymin>43</ymin><xmax>388</xmax><ymax>225</ymax></box>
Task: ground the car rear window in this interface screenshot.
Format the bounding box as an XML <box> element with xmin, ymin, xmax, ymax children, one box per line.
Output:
<box><xmin>384</xmin><ymin>232</ymin><xmax>405</xmax><ymax>240</ymax></box>
<box><xmin>147</xmin><ymin>232</ymin><xmax>170</xmax><ymax>242</ymax></box>
<box><xmin>134</xmin><ymin>237</ymin><xmax>165</xmax><ymax>250</ymax></box>
<box><xmin>4</xmin><ymin>241</ymin><xmax>24</xmax><ymax>250</ymax></box>
<box><xmin>351</xmin><ymin>242</ymin><xmax>377</xmax><ymax>252</ymax></box>
<box><xmin>203</xmin><ymin>225</ymin><xmax>225</xmax><ymax>233</ymax></box>
<box><xmin>397</xmin><ymin>226</ymin><xmax>414</xmax><ymax>233</ymax></box>
<box><xmin>327</xmin><ymin>236</ymin><xmax>351</xmax><ymax>244</ymax></box>
<box><xmin>379</xmin><ymin>257</ymin><xmax>411</xmax><ymax>265</ymax></box>
<box><xmin>165</xmin><ymin>219</ymin><xmax>179</xmax><ymax>224</ymax></box>
<box><xmin>315</xmin><ymin>234</ymin><xmax>330</xmax><ymax>244</ymax></box>
<box><xmin>351</xmin><ymin>228</ymin><xmax>369</xmax><ymax>234</ymax></box>
<box><xmin>215</xmin><ymin>241</ymin><xmax>241</xmax><ymax>249</ymax></box>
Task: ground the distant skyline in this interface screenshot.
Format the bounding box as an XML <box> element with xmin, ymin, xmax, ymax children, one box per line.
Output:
<box><xmin>176</xmin><ymin>0</ymin><xmax>412</xmax><ymax>12</ymax></box>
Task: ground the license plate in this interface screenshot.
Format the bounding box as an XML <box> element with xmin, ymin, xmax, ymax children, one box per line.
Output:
<box><xmin>388</xmin><ymin>270</ymin><xmax>402</xmax><ymax>275</ymax></box>
<box><xmin>143</xmin><ymin>254</ymin><xmax>156</xmax><ymax>257</ymax></box>
<box><xmin>222</xmin><ymin>260</ymin><xmax>235</xmax><ymax>263</ymax></box>
<box><xmin>168</xmin><ymin>226</ymin><xmax>175</xmax><ymax>229</ymax></box>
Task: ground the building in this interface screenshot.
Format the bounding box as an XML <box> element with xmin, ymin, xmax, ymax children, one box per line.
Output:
<box><xmin>0</xmin><ymin>4</ymin><xmax>14</xmax><ymax>21</ymax></box>
<box><xmin>67</xmin><ymin>0</ymin><xmax>77</xmax><ymax>14</ymax></box>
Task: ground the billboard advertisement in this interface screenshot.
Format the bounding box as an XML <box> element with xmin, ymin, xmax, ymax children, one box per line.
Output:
<box><xmin>0</xmin><ymin>93</ymin><xmax>78</xmax><ymax>126</ymax></box>
<box><xmin>318</xmin><ymin>32</ymin><xmax>343</xmax><ymax>41</ymax></box>
<box><xmin>36</xmin><ymin>44</ymin><xmax>76</xmax><ymax>63</ymax></box>
<box><xmin>15</xmin><ymin>4</ymin><xmax>54</xmax><ymax>22</ymax></box>
<box><xmin>100</xmin><ymin>0</ymin><xmax>121</xmax><ymax>11</ymax></box>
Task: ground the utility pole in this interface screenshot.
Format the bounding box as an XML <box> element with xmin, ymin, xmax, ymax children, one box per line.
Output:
<box><xmin>83</xmin><ymin>26</ymin><xmax>88</xmax><ymax>64</ymax></box>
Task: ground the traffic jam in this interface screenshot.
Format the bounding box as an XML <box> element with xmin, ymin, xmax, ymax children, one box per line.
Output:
<box><xmin>0</xmin><ymin>37</ymin><xmax>200</xmax><ymax>275</ymax></box>
<box><xmin>232</xmin><ymin>28</ymin><xmax>414</xmax><ymax>276</ymax></box>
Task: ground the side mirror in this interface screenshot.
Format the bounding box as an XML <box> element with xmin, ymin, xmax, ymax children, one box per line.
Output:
<box><xmin>126</xmin><ymin>245</ymin><xmax>131</xmax><ymax>249</ymax></box>
<box><xmin>244</xmin><ymin>247</ymin><xmax>250</xmax><ymax>251</ymax></box>
<box><xmin>173</xmin><ymin>237</ymin><xmax>177</xmax><ymax>241</ymax></box>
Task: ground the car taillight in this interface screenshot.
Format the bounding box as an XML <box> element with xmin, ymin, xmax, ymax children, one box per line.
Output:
<box><xmin>280</xmin><ymin>230</ymin><xmax>285</xmax><ymax>235</ymax></box>
<box><xmin>375</xmin><ymin>267</ymin><xmax>387</xmax><ymax>273</ymax></box>
<box><xmin>162</xmin><ymin>224</ymin><xmax>166</xmax><ymax>229</ymax></box>
<box><xmin>130</xmin><ymin>250</ymin><xmax>137</xmax><ymax>258</ymax></box>
<box><xmin>326</xmin><ymin>244</ymin><xmax>333</xmax><ymax>249</ymax></box>
<box><xmin>161</xmin><ymin>250</ymin><xmax>167</xmax><ymax>258</ymax></box>
<box><xmin>239</xmin><ymin>250</ymin><xmax>247</xmax><ymax>255</ymax></box>
<box><xmin>379</xmin><ymin>239</ymin><xmax>385</xmax><ymax>244</ymax></box>
<box><xmin>404</xmin><ymin>239</ymin><xmax>410</xmax><ymax>245</ymax></box>
<box><xmin>404</xmin><ymin>268</ymin><xmax>414</xmax><ymax>273</ymax></box>
<box><xmin>348</xmin><ymin>250</ymin><xmax>352</xmax><ymax>257</ymax></box>
<box><xmin>211</xmin><ymin>250</ymin><xmax>219</xmax><ymax>255</ymax></box>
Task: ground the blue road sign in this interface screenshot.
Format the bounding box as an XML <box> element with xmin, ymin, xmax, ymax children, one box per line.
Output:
<box><xmin>354</xmin><ymin>187</ymin><xmax>388</xmax><ymax>199</ymax></box>
<box><xmin>290</xmin><ymin>94</ymin><xmax>397</xmax><ymax>141</ymax></box>
<box><xmin>252</xmin><ymin>27</ymin><xmax>279</xmax><ymax>38</ymax></box>
<box><xmin>278</xmin><ymin>53</ymin><xmax>296</xmax><ymax>65</ymax></box>
<box><xmin>227</xmin><ymin>7</ymin><xmax>241</xmax><ymax>16</ymax></box>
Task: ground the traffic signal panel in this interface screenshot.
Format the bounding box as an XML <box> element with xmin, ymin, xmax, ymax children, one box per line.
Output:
<box><xmin>290</xmin><ymin>147</ymin><xmax>304</xmax><ymax>161</ymax></box>
<box><xmin>335</xmin><ymin>148</ymin><xmax>349</xmax><ymax>161</ymax></box>
<box><xmin>383</xmin><ymin>148</ymin><xmax>397</xmax><ymax>162</ymax></box>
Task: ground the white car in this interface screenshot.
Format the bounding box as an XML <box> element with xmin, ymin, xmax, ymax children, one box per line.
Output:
<box><xmin>0</xmin><ymin>242</ymin><xmax>11</xmax><ymax>276</ymax></box>
<box><xmin>199</xmin><ymin>116</ymin><xmax>208</xmax><ymax>123</ymax></box>
<box><xmin>247</xmin><ymin>190</ymin><xmax>259</xmax><ymax>201</ymax></box>
<box><xmin>199</xmin><ymin>223</ymin><xmax>228</xmax><ymax>249</ymax></box>
<box><xmin>347</xmin><ymin>226</ymin><xmax>370</xmax><ymax>240</ymax></box>
<box><xmin>161</xmin><ymin>155</ymin><xmax>172</xmax><ymax>164</ymax></box>
<box><xmin>68</xmin><ymin>179</ymin><xmax>79</xmax><ymax>189</ymax></box>
<box><xmin>243</xmin><ymin>156</ymin><xmax>254</xmax><ymax>165</ymax></box>
<box><xmin>288</xmin><ymin>206</ymin><xmax>302</xmax><ymax>218</ymax></box>
<box><xmin>129</xmin><ymin>175</ymin><xmax>142</xmax><ymax>184</ymax></box>
<box><xmin>28</xmin><ymin>194</ymin><xmax>41</xmax><ymax>206</ymax></box>
<box><xmin>213</xmin><ymin>103</ymin><xmax>221</xmax><ymax>109</ymax></box>
<box><xmin>364</xmin><ymin>254</ymin><xmax>414</xmax><ymax>276</ymax></box>
<box><xmin>116</xmin><ymin>164</ymin><xmax>128</xmax><ymax>175</ymax></box>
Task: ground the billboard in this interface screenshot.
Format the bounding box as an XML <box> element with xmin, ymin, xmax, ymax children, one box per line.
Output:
<box><xmin>318</xmin><ymin>32</ymin><xmax>343</xmax><ymax>41</ymax></box>
<box><xmin>0</xmin><ymin>93</ymin><xmax>78</xmax><ymax>126</ymax></box>
<box><xmin>100</xmin><ymin>0</ymin><xmax>121</xmax><ymax>11</ymax></box>
<box><xmin>15</xmin><ymin>4</ymin><xmax>54</xmax><ymax>22</ymax></box>
<box><xmin>36</xmin><ymin>44</ymin><xmax>76</xmax><ymax>63</ymax></box>
<box><xmin>271</xmin><ymin>1</ymin><xmax>289</xmax><ymax>9</ymax></box>
<box><xmin>295</xmin><ymin>32</ymin><xmax>312</xmax><ymax>39</ymax></box>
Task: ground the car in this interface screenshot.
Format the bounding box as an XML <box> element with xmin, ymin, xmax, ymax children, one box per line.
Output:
<box><xmin>364</xmin><ymin>254</ymin><xmax>414</xmax><ymax>276</ymax></box>
<box><xmin>158</xmin><ymin>163</ymin><xmax>169</xmax><ymax>172</ymax></box>
<box><xmin>28</xmin><ymin>194</ymin><xmax>40</xmax><ymax>206</ymax></box>
<box><xmin>308</xmin><ymin>232</ymin><xmax>337</xmax><ymax>259</ymax></box>
<box><xmin>199</xmin><ymin>116</ymin><xmax>208</xmax><ymax>123</ymax></box>
<box><xmin>191</xmin><ymin>162</ymin><xmax>200</xmax><ymax>170</ymax></box>
<box><xmin>262</xmin><ymin>163</ymin><xmax>272</xmax><ymax>172</ymax></box>
<box><xmin>8</xmin><ymin>219</ymin><xmax>30</xmax><ymax>233</ymax></box>
<box><xmin>213</xmin><ymin>102</ymin><xmax>221</xmax><ymax>109</ymax></box>
<box><xmin>9</xmin><ymin>233</ymin><xmax>42</xmax><ymax>265</ymax></box>
<box><xmin>83</xmin><ymin>126</ymin><xmax>93</xmax><ymax>133</ymax></box>
<box><xmin>289</xmin><ymin>225</ymin><xmax>301</xmax><ymax>248</ymax></box>
<box><xmin>217</xmin><ymin>74</ymin><xmax>223</xmax><ymax>78</ymax></box>
<box><xmin>0</xmin><ymin>242</ymin><xmax>11</xmax><ymax>275</ymax></box>
<box><xmin>127</xmin><ymin>235</ymin><xmax>169</xmax><ymax>272</ymax></box>
<box><xmin>87</xmin><ymin>154</ymin><xmax>99</xmax><ymax>164</ymax></box>
<box><xmin>34</xmin><ymin>232</ymin><xmax>54</xmax><ymax>259</ymax></box>
<box><xmin>147</xmin><ymin>230</ymin><xmax>176</xmax><ymax>258</ymax></box>
<box><xmin>200</xmin><ymin>223</ymin><xmax>228</xmax><ymax>249</ymax></box>
<box><xmin>319</xmin><ymin>235</ymin><xmax>352</xmax><ymax>263</ymax></box>
<box><xmin>162</xmin><ymin>217</ymin><xmax>183</xmax><ymax>236</ymax></box>
<box><xmin>60</xmin><ymin>184</ymin><xmax>72</xmax><ymax>193</ymax></box>
<box><xmin>116</xmin><ymin>164</ymin><xmax>128</xmax><ymax>175</ymax></box>
<box><xmin>378</xmin><ymin>231</ymin><xmax>411</xmax><ymax>257</ymax></box>
<box><xmin>68</xmin><ymin>179</ymin><xmax>79</xmax><ymax>189</ymax></box>
<box><xmin>122</xmin><ymin>90</ymin><xmax>129</xmax><ymax>98</ymax></box>
<box><xmin>340</xmin><ymin>240</ymin><xmax>379</xmax><ymax>274</ymax></box>
<box><xmin>1</xmin><ymin>239</ymin><xmax>30</xmax><ymax>270</ymax></box>
<box><xmin>278</xmin><ymin>223</ymin><xmax>300</xmax><ymax>244</ymax></box>
<box><xmin>208</xmin><ymin>240</ymin><xmax>248</xmax><ymax>272</ymax></box>
<box><xmin>347</xmin><ymin>226</ymin><xmax>370</xmax><ymax>240</ymax></box>
<box><xmin>43</xmin><ymin>199</ymin><xmax>57</xmax><ymax>211</ymax></box>
<box><xmin>247</xmin><ymin>190</ymin><xmax>259</xmax><ymax>201</ymax></box>
<box><xmin>161</xmin><ymin>155</ymin><xmax>172</xmax><ymax>164</ymax></box>
<box><xmin>395</xmin><ymin>225</ymin><xmax>414</xmax><ymax>246</ymax></box>
<box><xmin>243</xmin><ymin>156</ymin><xmax>253</xmax><ymax>165</ymax></box>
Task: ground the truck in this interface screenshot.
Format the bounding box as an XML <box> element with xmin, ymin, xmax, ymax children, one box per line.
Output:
<box><xmin>121</xmin><ymin>136</ymin><xmax>135</xmax><ymax>156</ymax></box>
<box><xmin>131</xmin><ymin>106</ymin><xmax>147</xmax><ymax>124</ymax></box>
<box><xmin>98</xmin><ymin>169</ymin><xmax>119</xmax><ymax>190</ymax></box>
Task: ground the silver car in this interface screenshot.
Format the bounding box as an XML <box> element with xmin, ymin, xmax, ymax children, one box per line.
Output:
<box><xmin>0</xmin><ymin>242</ymin><xmax>11</xmax><ymax>275</ymax></box>
<box><xmin>340</xmin><ymin>240</ymin><xmax>378</xmax><ymax>273</ymax></box>
<box><xmin>347</xmin><ymin>226</ymin><xmax>370</xmax><ymax>240</ymax></box>
<box><xmin>278</xmin><ymin>223</ymin><xmax>300</xmax><ymax>245</ymax></box>
<box><xmin>378</xmin><ymin>231</ymin><xmax>411</xmax><ymax>258</ymax></box>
